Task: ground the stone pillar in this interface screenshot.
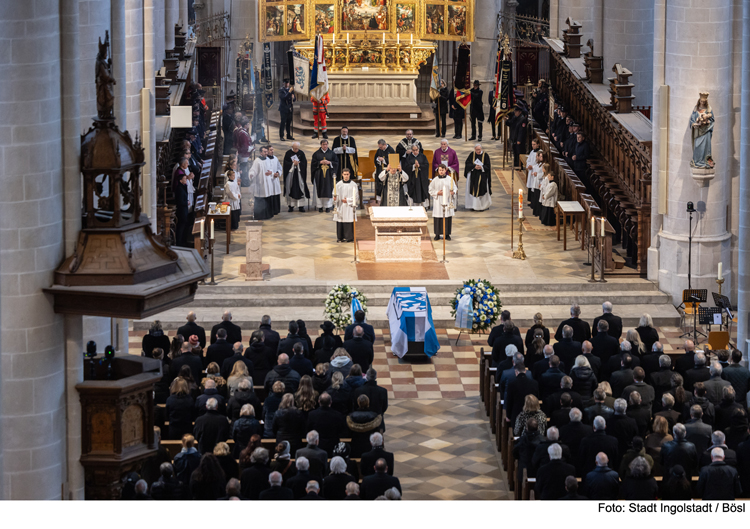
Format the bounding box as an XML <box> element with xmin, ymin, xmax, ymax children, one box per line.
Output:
<box><xmin>64</xmin><ymin>316</ymin><xmax>84</xmax><ymax>500</ymax></box>
<box><xmin>111</xmin><ymin>0</ymin><xmax>128</xmax><ymax>123</ymax></box>
<box><xmin>601</xmin><ymin>0</ymin><xmax>653</xmax><ymax>107</ymax></box>
<box><xmin>655</xmin><ymin>0</ymin><xmax>733</xmax><ymax>306</ymax></box>
<box><xmin>179</xmin><ymin>0</ymin><xmax>189</xmax><ymax>29</ymax></box>
<box><xmin>0</xmin><ymin>2</ymin><xmax>66</xmax><ymax>500</ymax></box>
<box><xmin>79</xmin><ymin>0</ymin><xmax>112</xmax><ymax>121</ymax></box>
<box><xmin>471</xmin><ymin>0</ymin><xmax>503</xmax><ymax>91</ymax></box>
<box><xmin>557</xmin><ymin>0</ymin><xmax>601</xmax><ymax>47</ymax></box>
<box><xmin>144</xmin><ymin>0</ymin><xmax>158</xmax><ymax>229</ymax></box>
<box><xmin>154</xmin><ymin>0</ymin><xmax>166</xmax><ymax>73</ymax></box>
<box><xmin>165</xmin><ymin>0</ymin><xmax>178</xmax><ymax>50</ymax></box>
<box><xmin>648</xmin><ymin>0</ymin><xmax>666</xmax><ymax>282</ymax></box>
<box><xmin>229</xmin><ymin>0</ymin><xmax>257</xmax><ymax>83</ymax></box>
<box><xmin>125</xmin><ymin>0</ymin><xmax>145</xmax><ymax>134</ymax></box>
<box><xmin>738</xmin><ymin>0</ymin><xmax>750</xmax><ymax>356</ymax></box>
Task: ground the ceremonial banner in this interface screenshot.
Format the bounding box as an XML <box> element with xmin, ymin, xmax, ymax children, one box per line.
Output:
<box><xmin>289</xmin><ymin>50</ymin><xmax>310</xmax><ymax>96</ymax></box>
<box><xmin>309</xmin><ymin>34</ymin><xmax>329</xmax><ymax>101</ymax></box>
<box><xmin>262</xmin><ymin>42</ymin><xmax>274</xmax><ymax>108</ymax></box>
<box><xmin>429</xmin><ymin>51</ymin><xmax>440</xmax><ymax>101</ymax></box>
<box><xmin>494</xmin><ymin>41</ymin><xmax>514</xmax><ymax>125</ymax></box>
<box><xmin>386</xmin><ymin>287</ymin><xmax>440</xmax><ymax>358</ymax></box>
<box><xmin>453</xmin><ymin>43</ymin><xmax>471</xmax><ymax>109</ymax></box>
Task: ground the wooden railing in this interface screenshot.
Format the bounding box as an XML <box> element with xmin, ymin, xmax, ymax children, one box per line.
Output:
<box><xmin>548</xmin><ymin>51</ymin><xmax>652</xmax><ymax>271</ymax></box>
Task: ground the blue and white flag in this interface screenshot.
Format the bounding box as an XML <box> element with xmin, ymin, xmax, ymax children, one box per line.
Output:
<box><xmin>455</xmin><ymin>293</ymin><xmax>473</xmax><ymax>330</ymax></box>
<box><xmin>351</xmin><ymin>296</ymin><xmax>365</xmax><ymax>322</ymax></box>
<box><xmin>386</xmin><ymin>287</ymin><xmax>440</xmax><ymax>358</ymax></box>
<box><xmin>309</xmin><ymin>35</ymin><xmax>329</xmax><ymax>101</ymax></box>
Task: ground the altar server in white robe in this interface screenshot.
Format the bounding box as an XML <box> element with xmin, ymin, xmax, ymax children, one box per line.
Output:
<box><xmin>526</xmin><ymin>138</ymin><xmax>540</xmax><ymax>207</ymax></box>
<box><xmin>531</xmin><ymin>150</ymin><xmax>546</xmax><ymax>217</ymax></box>
<box><xmin>429</xmin><ymin>164</ymin><xmax>457</xmax><ymax>240</ymax></box>
<box><xmin>334</xmin><ymin>168</ymin><xmax>359</xmax><ymax>242</ymax></box>
<box><xmin>267</xmin><ymin>145</ymin><xmax>284</xmax><ymax>216</ymax></box>
<box><xmin>248</xmin><ymin>145</ymin><xmax>277</xmax><ymax>220</ymax></box>
<box><xmin>464</xmin><ymin>144</ymin><xmax>492</xmax><ymax>211</ymax></box>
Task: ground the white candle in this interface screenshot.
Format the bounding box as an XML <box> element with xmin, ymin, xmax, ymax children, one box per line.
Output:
<box><xmin>333</xmin><ymin>33</ymin><xmax>335</xmax><ymax>45</ymax></box>
<box><xmin>718</xmin><ymin>262</ymin><xmax>723</xmax><ymax>280</ymax></box>
<box><xmin>346</xmin><ymin>33</ymin><xmax>349</xmax><ymax>44</ymax></box>
<box><xmin>600</xmin><ymin>217</ymin><xmax>605</xmax><ymax>237</ymax></box>
<box><xmin>200</xmin><ymin>219</ymin><xmax>204</xmax><ymax>239</ymax></box>
<box><xmin>518</xmin><ymin>189</ymin><xmax>523</xmax><ymax>218</ymax></box>
<box><xmin>397</xmin><ymin>33</ymin><xmax>400</xmax><ymax>45</ymax></box>
<box><xmin>410</xmin><ymin>34</ymin><xmax>413</xmax><ymax>45</ymax></box>
<box><xmin>210</xmin><ymin>219</ymin><xmax>215</xmax><ymax>239</ymax></box>
<box><xmin>591</xmin><ymin>216</ymin><xmax>595</xmax><ymax>237</ymax></box>
<box><xmin>382</xmin><ymin>33</ymin><xmax>385</xmax><ymax>45</ymax></box>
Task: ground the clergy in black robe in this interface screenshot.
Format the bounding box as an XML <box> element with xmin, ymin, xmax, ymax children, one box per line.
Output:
<box><xmin>332</xmin><ymin>127</ymin><xmax>358</xmax><ymax>181</ymax></box>
<box><xmin>282</xmin><ymin>144</ymin><xmax>309</xmax><ymax>212</ymax></box>
<box><xmin>373</xmin><ymin>140</ymin><xmax>395</xmax><ymax>201</ymax></box>
<box><xmin>310</xmin><ymin>139</ymin><xmax>338</xmax><ymax>212</ymax></box>
<box><xmin>403</xmin><ymin>143</ymin><xmax>430</xmax><ymax>208</ymax></box>
<box><xmin>469</xmin><ymin>81</ymin><xmax>484</xmax><ymax>141</ymax></box>
<box><xmin>464</xmin><ymin>145</ymin><xmax>492</xmax><ymax>211</ymax></box>
<box><xmin>396</xmin><ymin>130</ymin><xmax>423</xmax><ymax>160</ymax></box>
<box><xmin>378</xmin><ymin>166</ymin><xmax>409</xmax><ymax>207</ymax></box>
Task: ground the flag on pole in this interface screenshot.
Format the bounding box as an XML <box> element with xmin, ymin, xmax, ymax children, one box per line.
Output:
<box><xmin>429</xmin><ymin>51</ymin><xmax>440</xmax><ymax>101</ymax></box>
<box><xmin>309</xmin><ymin>35</ymin><xmax>329</xmax><ymax>101</ymax></box>
<box><xmin>386</xmin><ymin>287</ymin><xmax>440</xmax><ymax>359</ymax></box>
<box><xmin>289</xmin><ymin>50</ymin><xmax>310</xmax><ymax>96</ymax></box>
<box><xmin>453</xmin><ymin>43</ymin><xmax>471</xmax><ymax>109</ymax></box>
<box><xmin>262</xmin><ymin>42</ymin><xmax>274</xmax><ymax>109</ymax></box>
<box><xmin>494</xmin><ymin>40</ymin><xmax>515</xmax><ymax>126</ymax></box>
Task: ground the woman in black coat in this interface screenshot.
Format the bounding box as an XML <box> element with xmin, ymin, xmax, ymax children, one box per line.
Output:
<box><xmin>322</xmin><ymin>456</ymin><xmax>357</xmax><ymax>499</ymax></box>
<box><xmin>524</xmin><ymin>312</ymin><xmax>550</xmax><ymax>351</ymax></box>
<box><xmin>213</xmin><ymin>442</ymin><xmax>239</xmax><ymax>480</ymax></box>
<box><xmin>272</xmin><ymin>393</ymin><xmax>307</xmax><ymax>454</ymax></box>
<box><xmin>570</xmin><ymin>356</ymin><xmax>598</xmax><ymax>401</ymax></box>
<box><xmin>296</xmin><ymin>319</ymin><xmax>315</xmax><ymax>359</ymax></box>
<box><xmin>314</xmin><ymin>321</ymin><xmax>343</xmax><ymax>355</ymax></box>
<box><xmin>661</xmin><ymin>465</ymin><xmax>693</xmax><ymax>500</ymax></box>
<box><xmin>620</xmin><ymin>457</ymin><xmax>658</xmax><ymax>500</ymax></box>
<box><xmin>165</xmin><ymin>378</ymin><xmax>195</xmax><ymax>440</ymax></box>
<box><xmin>635</xmin><ymin>314</ymin><xmax>660</xmax><ymax>353</ymax></box>
<box><xmin>245</xmin><ymin>330</ymin><xmax>275</xmax><ymax>386</ymax></box>
<box><xmin>142</xmin><ymin>320</ymin><xmax>171</xmax><ymax>358</ymax></box>
<box><xmin>346</xmin><ymin>395</ymin><xmax>383</xmax><ymax>458</ymax></box>
<box><xmin>189</xmin><ymin>454</ymin><xmax>226</xmax><ymax>500</ymax></box>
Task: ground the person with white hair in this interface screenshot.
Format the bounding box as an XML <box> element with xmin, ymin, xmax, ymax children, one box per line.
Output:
<box><xmin>322</xmin><ymin>456</ymin><xmax>357</xmax><ymax>499</ymax></box>
<box><xmin>607</xmin><ymin>397</ymin><xmax>639</xmax><ymax>455</ymax></box>
<box><xmin>699</xmin><ymin>430</ymin><xmax>737</xmax><ymax>468</ymax></box>
<box><xmin>361</xmin><ymin>431</ymin><xmax>395</xmax><ymax>477</ymax></box>
<box><xmin>192</xmin><ymin>397</ymin><xmax>230</xmax><ymax>454</ymax></box>
<box><xmin>570</xmin><ymin>355</ymin><xmax>598</xmax><ymax>401</ymax></box>
<box><xmin>240</xmin><ymin>447</ymin><xmax>271</xmax><ymax>499</ymax></box>
<box><xmin>535</xmin><ymin>442</ymin><xmax>576</xmax><ymax>500</ymax></box>
<box><xmin>285</xmin><ymin>456</ymin><xmax>313</xmax><ymax>499</ymax></box>
<box><xmin>133</xmin><ymin>479</ymin><xmax>151</xmax><ymax>500</ymax></box>
<box><xmin>302</xmin><ymin>480</ymin><xmax>323</xmax><ymax>500</ymax></box>
<box><xmin>432</xmin><ymin>138</ymin><xmax>459</xmax><ymax>181</ymax></box>
<box><xmin>577</xmin><ymin>416</ymin><xmax>619</xmax><ymax>476</ymax></box>
<box><xmin>704</xmin><ymin>362</ymin><xmax>732</xmax><ymax>405</ymax></box>
<box><xmin>583</xmin><ymin>452</ymin><xmax>620</xmax><ymax>500</ymax></box>
<box><xmin>559</xmin><ymin>407</ymin><xmax>589</xmax><ymax>458</ymax></box>
<box><xmin>554</xmin><ymin>303</ymin><xmax>591</xmax><ymax>344</ymax></box>
<box><xmin>463</xmin><ymin>143</ymin><xmax>492</xmax><ymax>211</ymax></box>
<box><xmin>296</xmin><ymin>430</ymin><xmax>328</xmax><ymax>477</ymax></box>
<box><xmin>697</xmin><ymin>446</ymin><xmax>742</xmax><ymax>499</ymax></box>
<box><xmin>635</xmin><ymin>313</ymin><xmax>660</xmax><ymax>352</ymax></box>
<box><xmin>661</xmin><ymin>423</ymin><xmax>699</xmax><ymax>479</ymax></box>
<box><xmin>592</xmin><ymin>301</ymin><xmax>623</xmax><ymax>339</ymax></box>
<box><xmin>344</xmin><ymin>481</ymin><xmax>360</xmax><ymax>499</ymax></box>
<box><xmin>282</xmin><ymin>141</ymin><xmax>309</xmax><ymax>212</ymax></box>
<box><xmin>620</xmin><ymin>455</ymin><xmax>658</xmax><ymax>500</ymax></box>
<box><xmin>258</xmin><ymin>470</ymin><xmax>294</xmax><ymax>500</ymax></box>
<box><xmin>210</xmin><ymin>310</ymin><xmax>242</xmax><ymax>345</ymax></box>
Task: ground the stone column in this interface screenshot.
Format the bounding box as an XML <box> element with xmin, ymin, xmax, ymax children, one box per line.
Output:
<box><xmin>144</xmin><ymin>0</ymin><xmax>158</xmax><ymax>229</ymax></box>
<box><xmin>471</xmin><ymin>0</ymin><xmax>503</xmax><ymax>90</ymax></box>
<box><xmin>229</xmin><ymin>0</ymin><xmax>257</xmax><ymax>83</ymax></box>
<box><xmin>179</xmin><ymin>0</ymin><xmax>189</xmax><ymax>29</ymax></box>
<box><xmin>648</xmin><ymin>0</ymin><xmax>666</xmax><ymax>282</ymax></box>
<box><xmin>601</xmin><ymin>0</ymin><xmax>653</xmax><ymax>106</ymax></box>
<box><xmin>155</xmin><ymin>0</ymin><xmax>166</xmax><ymax>73</ymax></box>
<box><xmin>165</xmin><ymin>0</ymin><xmax>178</xmax><ymax>50</ymax></box>
<box><xmin>125</xmin><ymin>0</ymin><xmax>145</xmax><ymax>133</ymax></box>
<box><xmin>0</xmin><ymin>1</ymin><xmax>66</xmax><ymax>500</ymax></box>
<box><xmin>111</xmin><ymin>0</ymin><xmax>128</xmax><ymax>123</ymax></box>
<box><xmin>78</xmin><ymin>0</ymin><xmax>111</xmax><ymax>121</ymax></box>
<box><xmin>655</xmin><ymin>0</ymin><xmax>733</xmax><ymax>306</ymax></box>
<box><xmin>738</xmin><ymin>0</ymin><xmax>750</xmax><ymax>356</ymax></box>
<box><xmin>556</xmin><ymin>0</ymin><xmax>601</xmax><ymax>47</ymax></box>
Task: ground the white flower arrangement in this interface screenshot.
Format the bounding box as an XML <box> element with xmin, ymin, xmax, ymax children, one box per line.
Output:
<box><xmin>323</xmin><ymin>284</ymin><xmax>369</xmax><ymax>330</ymax></box>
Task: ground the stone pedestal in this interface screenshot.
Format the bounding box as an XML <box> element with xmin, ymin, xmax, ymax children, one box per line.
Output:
<box><xmin>328</xmin><ymin>71</ymin><xmax>419</xmax><ymax>111</ymax></box>
<box><xmin>691</xmin><ymin>167</ymin><xmax>716</xmax><ymax>186</ymax></box>
<box><xmin>370</xmin><ymin>206</ymin><xmax>428</xmax><ymax>262</ymax></box>
<box><xmin>244</xmin><ymin>221</ymin><xmax>265</xmax><ymax>280</ymax></box>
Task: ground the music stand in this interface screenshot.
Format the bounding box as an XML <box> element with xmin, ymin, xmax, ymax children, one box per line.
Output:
<box><xmin>680</xmin><ymin>289</ymin><xmax>707</xmax><ymax>343</ymax></box>
<box><xmin>712</xmin><ymin>292</ymin><xmax>735</xmax><ymax>334</ymax></box>
<box><xmin>698</xmin><ymin>306</ymin><xmax>722</xmax><ymax>334</ymax></box>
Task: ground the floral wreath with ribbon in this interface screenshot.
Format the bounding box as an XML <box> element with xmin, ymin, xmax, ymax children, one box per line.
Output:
<box><xmin>323</xmin><ymin>284</ymin><xmax>369</xmax><ymax>330</ymax></box>
<box><xmin>450</xmin><ymin>279</ymin><xmax>501</xmax><ymax>332</ymax></box>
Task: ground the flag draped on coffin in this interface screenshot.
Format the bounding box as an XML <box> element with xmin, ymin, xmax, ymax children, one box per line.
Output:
<box><xmin>494</xmin><ymin>42</ymin><xmax>515</xmax><ymax>126</ymax></box>
<box><xmin>309</xmin><ymin>35</ymin><xmax>329</xmax><ymax>101</ymax></box>
<box><xmin>453</xmin><ymin>44</ymin><xmax>471</xmax><ymax>109</ymax></box>
<box><xmin>288</xmin><ymin>50</ymin><xmax>310</xmax><ymax>96</ymax></box>
<box><xmin>386</xmin><ymin>287</ymin><xmax>440</xmax><ymax>359</ymax></box>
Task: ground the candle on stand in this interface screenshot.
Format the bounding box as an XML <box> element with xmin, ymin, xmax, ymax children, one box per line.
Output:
<box><xmin>333</xmin><ymin>33</ymin><xmax>335</xmax><ymax>45</ymax></box>
<box><xmin>518</xmin><ymin>189</ymin><xmax>523</xmax><ymax>218</ymax></box>
<box><xmin>600</xmin><ymin>217</ymin><xmax>605</xmax><ymax>237</ymax></box>
<box><xmin>397</xmin><ymin>33</ymin><xmax>400</xmax><ymax>44</ymax></box>
<box><xmin>410</xmin><ymin>34</ymin><xmax>413</xmax><ymax>44</ymax></box>
<box><xmin>210</xmin><ymin>219</ymin><xmax>215</xmax><ymax>239</ymax></box>
<box><xmin>346</xmin><ymin>33</ymin><xmax>349</xmax><ymax>44</ymax></box>
<box><xmin>718</xmin><ymin>262</ymin><xmax>723</xmax><ymax>280</ymax></box>
<box><xmin>200</xmin><ymin>219</ymin><xmax>204</xmax><ymax>239</ymax></box>
<box><xmin>382</xmin><ymin>33</ymin><xmax>385</xmax><ymax>44</ymax></box>
<box><xmin>591</xmin><ymin>216</ymin><xmax>595</xmax><ymax>237</ymax></box>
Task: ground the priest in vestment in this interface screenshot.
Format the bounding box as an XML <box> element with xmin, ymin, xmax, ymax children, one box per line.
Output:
<box><xmin>526</xmin><ymin>138</ymin><xmax>540</xmax><ymax>208</ymax></box>
<box><xmin>267</xmin><ymin>145</ymin><xmax>283</xmax><ymax>216</ymax></box>
<box><xmin>248</xmin><ymin>145</ymin><xmax>277</xmax><ymax>220</ymax></box>
<box><xmin>403</xmin><ymin>143</ymin><xmax>430</xmax><ymax>208</ymax></box>
<box><xmin>373</xmin><ymin>139</ymin><xmax>395</xmax><ymax>202</ymax></box>
<box><xmin>332</xmin><ymin>126</ymin><xmax>358</xmax><ymax>181</ymax></box>
<box><xmin>378</xmin><ymin>165</ymin><xmax>409</xmax><ymax>207</ymax></box>
<box><xmin>429</xmin><ymin>164</ymin><xmax>457</xmax><ymax>240</ymax></box>
<box><xmin>282</xmin><ymin>142</ymin><xmax>309</xmax><ymax>212</ymax></box>
<box><xmin>334</xmin><ymin>168</ymin><xmax>359</xmax><ymax>242</ymax></box>
<box><xmin>396</xmin><ymin>129</ymin><xmax>423</xmax><ymax>160</ymax></box>
<box><xmin>432</xmin><ymin>139</ymin><xmax>460</xmax><ymax>182</ymax></box>
<box><xmin>310</xmin><ymin>139</ymin><xmax>338</xmax><ymax>212</ymax></box>
<box><xmin>464</xmin><ymin>144</ymin><xmax>492</xmax><ymax>211</ymax></box>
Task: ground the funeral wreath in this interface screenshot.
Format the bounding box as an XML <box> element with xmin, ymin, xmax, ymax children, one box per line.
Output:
<box><xmin>323</xmin><ymin>284</ymin><xmax>369</xmax><ymax>329</ymax></box>
<box><xmin>450</xmin><ymin>279</ymin><xmax>501</xmax><ymax>332</ymax></box>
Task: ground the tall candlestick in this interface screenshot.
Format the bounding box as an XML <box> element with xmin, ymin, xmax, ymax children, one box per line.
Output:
<box><xmin>591</xmin><ymin>216</ymin><xmax>595</xmax><ymax>237</ymax></box>
<box><xmin>518</xmin><ymin>189</ymin><xmax>523</xmax><ymax>218</ymax></box>
<box><xmin>600</xmin><ymin>217</ymin><xmax>605</xmax><ymax>237</ymax></box>
<box><xmin>210</xmin><ymin>218</ymin><xmax>215</xmax><ymax>239</ymax></box>
<box><xmin>718</xmin><ymin>262</ymin><xmax>723</xmax><ymax>280</ymax></box>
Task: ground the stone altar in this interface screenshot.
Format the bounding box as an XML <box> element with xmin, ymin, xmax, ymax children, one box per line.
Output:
<box><xmin>370</xmin><ymin>206</ymin><xmax>428</xmax><ymax>262</ymax></box>
<box><xmin>327</xmin><ymin>71</ymin><xmax>420</xmax><ymax>111</ymax></box>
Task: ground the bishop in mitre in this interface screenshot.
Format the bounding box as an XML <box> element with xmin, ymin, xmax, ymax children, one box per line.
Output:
<box><xmin>464</xmin><ymin>143</ymin><xmax>492</xmax><ymax>211</ymax></box>
<box><xmin>334</xmin><ymin>168</ymin><xmax>359</xmax><ymax>243</ymax></box>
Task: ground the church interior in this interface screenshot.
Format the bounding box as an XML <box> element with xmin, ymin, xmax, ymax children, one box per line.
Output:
<box><xmin>1</xmin><ymin>0</ymin><xmax>750</xmax><ymax>506</ymax></box>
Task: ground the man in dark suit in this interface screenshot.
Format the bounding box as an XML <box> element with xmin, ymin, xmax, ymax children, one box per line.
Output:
<box><xmin>606</xmin><ymin>398</ymin><xmax>639</xmax><ymax>456</ymax></box>
<box><xmin>258</xmin><ymin>471</ymin><xmax>294</xmax><ymax>500</ymax></box>
<box><xmin>258</xmin><ymin>315</ymin><xmax>281</xmax><ymax>355</ymax></box>
<box><xmin>640</xmin><ymin>342</ymin><xmax>663</xmax><ymax>381</ymax></box>
<box><xmin>195</xmin><ymin>379</ymin><xmax>226</xmax><ymax>416</ymax></box>
<box><xmin>539</xmin><ymin>354</ymin><xmax>565</xmax><ymax>399</ymax></box>
<box><xmin>177</xmin><ymin>311</ymin><xmax>206</xmax><ymax>348</ymax></box>
<box><xmin>553</xmin><ymin>326</ymin><xmax>582</xmax><ymax>375</ymax></box>
<box><xmin>210</xmin><ymin>310</ymin><xmax>243</xmax><ymax>345</ymax></box>
<box><xmin>286</xmin><ymin>458</ymin><xmax>316</xmax><ymax>498</ymax></box>
<box><xmin>661</xmin><ymin>423</ymin><xmax>699</xmax><ymax>478</ymax></box>
<box><xmin>277</xmin><ymin>320</ymin><xmax>310</xmax><ymax>358</ymax></box>
<box><xmin>704</xmin><ymin>362</ymin><xmax>732</xmax><ymax>405</ymax></box>
<box><xmin>674</xmin><ymin>339</ymin><xmax>697</xmax><ymax>376</ymax></box>
<box><xmin>697</xmin><ymin>447</ymin><xmax>742</xmax><ymax>499</ymax></box>
<box><xmin>543</xmin><ymin>376</ymin><xmax>584</xmax><ymax>416</ymax></box>
<box><xmin>683</xmin><ymin>382</ymin><xmax>716</xmax><ymax>426</ymax></box>
<box><xmin>344</xmin><ymin>310</ymin><xmax>376</xmax><ymax>343</ymax></box>
<box><xmin>655</xmin><ymin>393</ymin><xmax>681</xmax><ymax>431</ymax></box>
<box><xmin>307</xmin><ymin>393</ymin><xmax>345</xmax><ymax>455</ymax></box>
<box><xmin>532</xmin><ymin>427</ymin><xmax>572</xmax><ymax>472</ymax></box>
<box><xmin>360</xmin><ymin>459</ymin><xmax>401</xmax><ymax>500</ymax></box>
<box><xmin>220</xmin><ymin>343</ymin><xmax>254</xmax><ymax>380</ymax></box>
<box><xmin>289</xmin><ymin>342</ymin><xmax>314</xmax><ymax>378</ymax></box>
<box><xmin>343</xmin><ymin>326</ymin><xmax>375</xmax><ymax>372</ymax></box>
<box><xmin>352</xmin><ymin>368</ymin><xmax>389</xmax><ymax>418</ymax></box>
<box><xmin>505</xmin><ymin>358</ymin><xmax>540</xmax><ymax>427</ymax></box>
<box><xmin>699</xmin><ymin>431</ymin><xmax>738</xmax><ymax>468</ymax></box>
<box><xmin>205</xmin><ymin>328</ymin><xmax>234</xmax><ymax>368</ymax></box>
<box><xmin>685</xmin><ymin>352</ymin><xmax>711</xmax><ymax>392</ymax></box>
<box><xmin>295</xmin><ymin>431</ymin><xmax>329</xmax><ymax>478</ymax></box>
<box><xmin>591</xmin><ymin>301</ymin><xmax>622</xmax><ymax>339</ymax></box>
<box><xmin>490</xmin><ymin>320</ymin><xmax>525</xmax><ymax>364</ymax></box>
<box><xmin>583</xmin><ymin>453</ymin><xmax>620</xmax><ymax>499</ymax></box>
<box><xmin>533</xmin><ymin>346</ymin><xmax>566</xmax><ymax>381</ymax></box>
<box><xmin>650</xmin><ymin>348</ymin><xmax>674</xmax><ymax>406</ymax></box>
<box><xmin>621</xmin><ymin>367</ymin><xmax>655</xmax><ymax>410</ymax></box>
<box><xmin>609</xmin><ymin>353</ymin><xmax>636</xmax><ymax>399</ymax></box>
<box><xmin>723</xmin><ymin>349</ymin><xmax>750</xmax><ymax>406</ymax></box>
<box><xmin>301</xmin><ymin>480</ymin><xmax>325</xmax><ymax>500</ymax></box>
<box><xmin>360</xmin><ymin>432</ymin><xmax>394</xmax><ymax>477</ymax></box>
<box><xmin>590</xmin><ymin>320</ymin><xmax>620</xmax><ymax>364</ymax></box>
<box><xmin>625</xmin><ymin>392</ymin><xmax>652</xmax><ymax>438</ymax></box>
<box><xmin>560</xmin><ymin>408</ymin><xmax>591</xmax><ymax>459</ymax></box>
<box><xmin>487</xmin><ymin>310</ymin><xmax>521</xmax><ymax>346</ymax></box>
<box><xmin>192</xmin><ymin>398</ymin><xmax>230</xmax><ymax>454</ymax></box>
<box><xmin>685</xmin><ymin>405</ymin><xmax>713</xmax><ymax>454</ymax></box>
<box><xmin>170</xmin><ymin>341</ymin><xmax>204</xmax><ymax>383</ymax></box>
<box><xmin>264</xmin><ymin>354</ymin><xmax>302</xmax><ymax>393</ymax></box>
<box><xmin>554</xmin><ymin>303</ymin><xmax>591</xmax><ymax>344</ymax></box>
<box><xmin>535</xmin><ymin>443</ymin><xmax>577</xmax><ymax>499</ymax></box>
<box><xmin>577</xmin><ymin>416</ymin><xmax>619</xmax><ymax>476</ymax></box>
<box><xmin>550</xmin><ymin>394</ymin><xmax>574</xmax><ymax>429</ymax></box>
<box><xmin>583</xmin><ymin>388</ymin><xmax>614</xmax><ymax>424</ymax></box>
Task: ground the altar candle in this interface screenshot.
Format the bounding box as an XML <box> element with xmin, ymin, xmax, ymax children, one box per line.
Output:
<box><xmin>411</xmin><ymin>34</ymin><xmax>413</xmax><ymax>45</ymax></box>
<box><xmin>718</xmin><ymin>262</ymin><xmax>723</xmax><ymax>280</ymax></box>
<box><xmin>333</xmin><ymin>33</ymin><xmax>335</xmax><ymax>45</ymax></box>
<box><xmin>591</xmin><ymin>216</ymin><xmax>595</xmax><ymax>237</ymax></box>
<box><xmin>200</xmin><ymin>219</ymin><xmax>204</xmax><ymax>239</ymax></box>
<box><xmin>210</xmin><ymin>219</ymin><xmax>215</xmax><ymax>239</ymax></box>
<box><xmin>397</xmin><ymin>33</ymin><xmax>400</xmax><ymax>45</ymax></box>
<box><xmin>600</xmin><ymin>217</ymin><xmax>605</xmax><ymax>237</ymax></box>
<box><xmin>382</xmin><ymin>33</ymin><xmax>385</xmax><ymax>45</ymax></box>
<box><xmin>346</xmin><ymin>33</ymin><xmax>349</xmax><ymax>44</ymax></box>
<box><xmin>518</xmin><ymin>189</ymin><xmax>523</xmax><ymax>218</ymax></box>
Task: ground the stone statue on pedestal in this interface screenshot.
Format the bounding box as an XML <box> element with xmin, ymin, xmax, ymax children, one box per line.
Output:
<box><xmin>690</xmin><ymin>91</ymin><xmax>715</xmax><ymax>169</ymax></box>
